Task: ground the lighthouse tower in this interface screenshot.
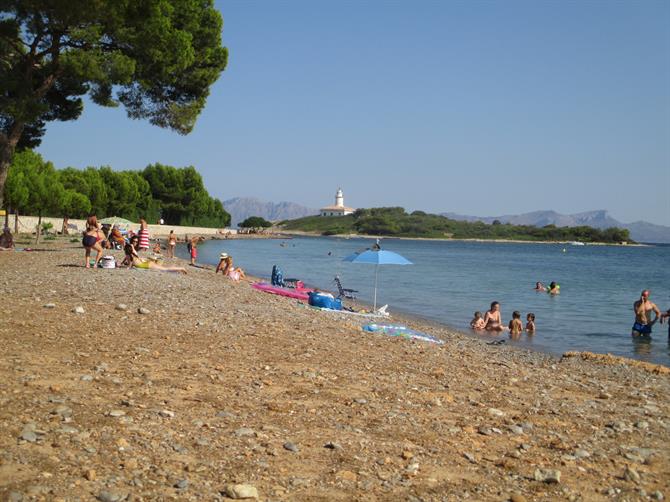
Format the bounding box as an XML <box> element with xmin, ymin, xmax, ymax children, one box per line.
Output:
<box><xmin>335</xmin><ymin>188</ymin><xmax>344</xmax><ymax>207</ymax></box>
<box><xmin>320</xmin><ymin>188</ymin><xmax>355</xmax><ymax>217</ymax></box>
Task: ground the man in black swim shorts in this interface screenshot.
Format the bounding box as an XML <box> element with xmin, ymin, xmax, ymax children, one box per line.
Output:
<box><xmin>632</xmin><ymin>290</ymin><xmax>660</xmax><ymax>336</ymax></box>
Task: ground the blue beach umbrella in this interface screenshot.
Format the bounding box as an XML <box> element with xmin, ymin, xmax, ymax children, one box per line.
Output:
<box><xmin>343</xmin><ymin>247</ymin><xmax>413</xmax><ymax>310</ymax></box>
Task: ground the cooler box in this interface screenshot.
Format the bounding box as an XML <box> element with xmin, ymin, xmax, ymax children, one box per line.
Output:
<box><xmin>308</xmin><ymin>292</ymin><xmax>342</xmax><ymax>310</ymax></box>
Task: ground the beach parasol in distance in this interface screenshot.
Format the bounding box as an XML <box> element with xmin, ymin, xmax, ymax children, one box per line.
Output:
<box><xmin>99</xmin><ymin>216</ymin><xmax>133</xmax><ymax>229</ymax></box>
<box><xmin>342</xmin><ymin>244</ymin><xmax>412</xmax><ymax>311</ymax></box>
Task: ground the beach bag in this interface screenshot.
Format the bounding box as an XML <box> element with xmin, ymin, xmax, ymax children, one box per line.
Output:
<box><xmin>308</xmin><ymin>291</ymin><xmax>342</xmax><ymax>310</ymax></box>
<box><xmin>271</xmin><ymin>265</ymin><xmax>284</xmax><ymax>287</ymax></box>
<box><xmin>101</xmin><ymin>256</ymin><xmax>116</xmax><ymax>269</ymax></box>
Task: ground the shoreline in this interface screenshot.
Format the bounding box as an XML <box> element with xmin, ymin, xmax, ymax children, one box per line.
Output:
<box><xmin>1</xmin><ymin>242</ymin><xmax>668</xmax><ymax>500</ymax></box>
<box><xmin>279</xmin><ymin>230</ymin><xmax>647</xmax><ymax>247</ymax></box>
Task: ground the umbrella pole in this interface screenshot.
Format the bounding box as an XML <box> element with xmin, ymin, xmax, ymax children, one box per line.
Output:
<box><xmin>374</xmin><ymin>264</ymin><xmax>379</xmax><ymax>311</ymax></box>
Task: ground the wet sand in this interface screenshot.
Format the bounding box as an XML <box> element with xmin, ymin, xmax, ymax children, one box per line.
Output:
<box><xmin>0</xmin><ymin>241</ymin><xmax>668</xmax><ymax>501</ymax></box>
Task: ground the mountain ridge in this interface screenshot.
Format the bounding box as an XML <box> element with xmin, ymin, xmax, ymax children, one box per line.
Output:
<box><xmin>223</xmin><ymin>197</ymin><xmax>318</xmax><ymax>227</ymax></box>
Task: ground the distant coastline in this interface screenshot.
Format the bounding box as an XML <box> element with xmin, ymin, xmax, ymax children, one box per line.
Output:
<box><xmin>280</xmin><ymin>230</ymin><xmax>647</xmax><ymax>247</ymax></box>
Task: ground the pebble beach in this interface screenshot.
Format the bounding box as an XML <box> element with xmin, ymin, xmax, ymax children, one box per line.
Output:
<box><xmin>1</xmin><ymin>242</ymin><xmax>669</xmax><ymax>501</ymax></box>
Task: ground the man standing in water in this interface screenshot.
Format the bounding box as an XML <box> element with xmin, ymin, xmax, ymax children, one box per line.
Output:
<box><xmin>632</xmin><ymin>290</ymin><xmax>660</xmax><ymax>336</ymax></box>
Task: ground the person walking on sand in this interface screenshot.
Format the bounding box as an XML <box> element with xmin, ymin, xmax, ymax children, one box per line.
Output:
<box><xmin>484</xmin><ymin>301</ymin><xmax>505</xmax><ymax>332</ymax></box>
<box><xmin>632</xmin><ymin>289</ymin><xmax>660</xmax><ymax>336</ymax></box>
<box><xmin>82</xmin><ymin>215</ymin><xmax>104</xmax><ymax>268</ymax></box>
<box><xmin>167</xmin><ymin>230</ymin><xmax>177</xmax><ymax>258</ymax></box>
<box><xmin>189</xmin><ymin>235</ymin><xmax>201</xmax><ymax>265</ymax></box>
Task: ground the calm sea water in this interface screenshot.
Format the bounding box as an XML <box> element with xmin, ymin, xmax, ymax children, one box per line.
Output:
<box><xmin>178</xmin><ymin>237</ymin><xmax>670</xmax><ymax>366</ymax></box>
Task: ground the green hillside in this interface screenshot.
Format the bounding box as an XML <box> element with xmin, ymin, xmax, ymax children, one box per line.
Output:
<box><xmin>279</xmin><ymin>207</ymin><xmax>632</xmax><ymax>243</ymax></box>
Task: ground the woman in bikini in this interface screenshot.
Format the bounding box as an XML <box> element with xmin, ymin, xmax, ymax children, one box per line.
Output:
<box><xmin>124</xmin><ymin>240</ymin><xmax>187</xmax><ymax>274</ymax></box>
<box><xmin>167</xmin><ymin>230</ymin><xmax>177</xmax><ymax>258</ymax></box>
<box><xmin>82</xmin><ymin>215</ymin><xmax>104</xmax><ymax>268</ymax></box>
<box><xmin>484</xmin><ymin>301</ymin><xmax>506</xmax><ymax>332</ymax></box>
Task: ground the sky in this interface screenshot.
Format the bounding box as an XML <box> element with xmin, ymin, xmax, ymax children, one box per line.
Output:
<box><xmin>36</xmin><ymin>0</ymin><xmax>670</xmax><ymax>226</ymax></box>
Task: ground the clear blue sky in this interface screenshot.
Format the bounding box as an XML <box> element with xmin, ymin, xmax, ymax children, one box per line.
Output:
<box><xmin>37</xmin><ymin>0</ymin><xmax>670</xmax><ymax>225</ymax></box>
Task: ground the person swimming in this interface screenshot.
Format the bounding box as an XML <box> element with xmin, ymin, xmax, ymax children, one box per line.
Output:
<box><xmin>526</xmin><ymin>313</ymin><xmax>536</xmax><ymax>333</ymax></box>
<box><xmin>470</xmin><ymin>311</ymin><xmax>485</xmax><ymax>330</ymax></box>
<box><xmin>484</xmin><ymin>302</ymin><xmax>505</xmax><ymax>332</ymax></box>
<box><xmin>534</xmin><ymin>282</ymin><xmax>547</xmax><ymax>292</ymax></box>
<box><xmin>548</xmin><ymin>282</ymin><xmax>560</xmax><ymax>295</ymax></box>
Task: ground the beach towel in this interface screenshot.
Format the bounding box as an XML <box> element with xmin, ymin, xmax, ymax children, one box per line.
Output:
<box><xmin>362</xmin><ymin>324</ymin><xmax>444</xmax><ymax>344</ymax></box>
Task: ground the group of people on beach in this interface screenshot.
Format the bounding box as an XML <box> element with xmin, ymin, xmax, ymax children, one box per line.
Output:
<box><xmin>470</xmin><ymin>301</ymin><xmax>535</xmax><ymax>337</ymax></box>
<box><xmin>80</xmin><ymin>214</ymin><xmax>249</xmax><ymax>282</ymax></box>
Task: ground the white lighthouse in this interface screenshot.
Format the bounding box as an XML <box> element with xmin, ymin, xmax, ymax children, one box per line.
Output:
<box><xmin>320</xmin><ymin>188</ymin><xmax>355</xmax><ymax>217</ymax></box>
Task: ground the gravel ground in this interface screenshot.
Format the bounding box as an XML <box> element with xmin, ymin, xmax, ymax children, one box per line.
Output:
<box><xmin>0</xmin><ymin>241</ymin><xmax>669</xmax><ymax>501</ymax></box>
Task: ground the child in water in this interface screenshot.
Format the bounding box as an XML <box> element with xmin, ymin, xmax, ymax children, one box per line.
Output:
<box><xmin>526</xmin><ymin>313</ymin><xmax>536</xmax><ymax>333</ymax></box>
<box><xmin>470</xmin><ymin>311</ymin><xmax>486</xmax><ymax>330</ymax></box>
<box><xmin>509</xmin><ymin>311</ymin><xmax>523</xmax><ymax>336</ymax></box>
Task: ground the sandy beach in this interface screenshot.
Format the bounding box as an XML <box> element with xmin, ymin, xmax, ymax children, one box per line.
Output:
<box><xmin>0</xmin><ymin>241</ymin><xmax>668</xmax><ymax>501</ymax></box>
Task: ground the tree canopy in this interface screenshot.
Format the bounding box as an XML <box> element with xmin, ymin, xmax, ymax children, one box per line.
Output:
<box><xmin>239</xmin><ymin>216</ymin><xmax>272</xmax><ymax>228</ymax></box>
<box><xmin>4</xmin><ymin>151</ymin><xmax>230</xmax><ymax>227</ymax></box>
<box><xmin>0</xmin><ymin>0</ymin><xmax>228</xmax><ymax>207</ymax></box>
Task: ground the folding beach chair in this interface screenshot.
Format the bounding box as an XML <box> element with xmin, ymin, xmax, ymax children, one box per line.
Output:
<box><xmin>333</xmin><ymin>275</ymin><xmax>358</xmax><ymax>299</ymax></box>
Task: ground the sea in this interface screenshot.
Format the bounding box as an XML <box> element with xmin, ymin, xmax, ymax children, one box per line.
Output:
<box><xmin>177</xmin><ymin>236</ymin><xmax>670</xmax><ymax>367</ymax></box>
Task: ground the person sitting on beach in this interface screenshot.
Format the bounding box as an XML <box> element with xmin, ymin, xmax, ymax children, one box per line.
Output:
<box><xmin>0</xmin><ymin>226</ymin><xmax>14</xmax><ymax>251</ymax></box>
<box><xmin>534</xmin><ymin>282</ymin><xmax>546</xmax><ymax>292</ymax></box>
<box><xmin>110</xmin><ymin>225</ymin><xmax>125</xmax><ymax>249</ymax></box>
<box><xmin>152</xmin><ymin>239</ymin><xmax>162</xmax><ymax>254</ymax></box>
<box><xmin>526</xmin><ymin>313</ymin><xmax>536</xmax><ymax>333</ymax></box>
<box><xmin>509</xmin><ymin>311</ymin><xmax>523</xmax><ymax>336</ymax></box>
<box><xmin>548</xmin><ymin>282</ymin><xmax>560</xmax><ymax>295</ymax></box>
<box><xmin>483</xmin><ymin>301</ymin><xmax>505</xmax><ymax>332</ymax></box>
<box><xmin>82</xmin><ymin>215</ymin><xmax>104</xmax><ymax>268</ymax></box>
<box><xmin>632</xmin><ymin>289</ymin><xmax>660</xmax><ymax>336</ymax></box>
<box><xmin>124</xmin><ymin>241</ymin><xmax>187</xmax><ymax>274</ymax></box>
<box><xmin>470</xmin><ymin>311</ymin><xmax>486</xmax><ymax>330</ymax></box>
<box><xmin>217</xmin><ymin>254</ymin><xmax>245</xmax><ymax>282</ymax></box>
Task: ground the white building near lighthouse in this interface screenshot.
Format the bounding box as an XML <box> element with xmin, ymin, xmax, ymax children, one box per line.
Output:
<box><xmin>320</xmin><ymin>188</ymin><xmax>355</xmax><ymax>217</ymax></box>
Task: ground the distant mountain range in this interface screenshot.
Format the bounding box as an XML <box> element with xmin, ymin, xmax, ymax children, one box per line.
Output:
<box><xmin>223</xmin><ymin>197</ymin><xmax>318</xmax><ymax>227</ymax></box>
<box><xmin>441</xmin><ymin>210</ymin><xmax>670</xmax><ymax>244</ymax></box>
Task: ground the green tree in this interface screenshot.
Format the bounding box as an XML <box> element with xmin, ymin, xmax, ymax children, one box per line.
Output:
<box><xmin>0</xmin><ymin>0</ymin><xmax>228</xmax><ymax>208</ymax></box>
<box><xmin>5</xmin><ymin>150</ymin><xmax>64</xmax><ymax>241</ymax></box>
<box><xmin>239</xmin><ymin>216</ymin><xmax>272</xmax><ymax>228</ymax></box>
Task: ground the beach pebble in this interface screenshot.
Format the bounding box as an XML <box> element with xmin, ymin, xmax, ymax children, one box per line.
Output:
<box><xmin>508</xmin><ymin>425</ymin><xmax>524</xmax><ymax>435</ymax></box>
<box><xmin>159</xmin><ymin>409</ymin><xmax>175</xmax><ymax>418</ymax></box>
<box><xmin>43</xmin><ymin>303</ymin><xmax>55</xmax><ymax>309</ymax></box>
<box><xmin>354</xmin><ymin>398</ymin><xmax>368</xmax><ymax>405</ymax></box>
<box><xmin>19</xmin><ymin>430</ymin><xmax>38</xmax><ymax>443</ymax></box>
<box><xmin>324</xmin><ymin>441</ymin><xmax>342</xmax><ymax>450</ymax></box>
<box><xmin>97</xmin><ymin>491</ymin><xmax>126</xmax><ymax>502</ymax></box>
<box><xmin>234</xmin><ymin>427</ymin><xmax>256</xmax><ymax>437</ymax></box>
<box><xmin>73</xmin><ymin>306</ymin><xmax>85</xmax><ymax>314</ymax></box>
<box><xmin>534</xmin><ymin>468</ymin><xmax>561</xmax><ymax>483</ymax></box>
<box><xmin>623</xmin><ymin>466</ymin><xmax>640</xmax><ymax>483</ymax></box>
<box><xmin>108</xmin><ymin>410</ymin><xmax>126</xmax><ymax>417</ymax></box>
<box><xmin>635</xmin><ymin>420</ymin><xmax>649</xmax><ymax>429</ymax></box>
<box><xmin>463</xmin><ymin>452</ymin><xmax>477</xmax><ymax>463</ymax></box>
<box><xmin>573</xmin><ymin>449</ymin><xmax>591</xmax><ymax>459</ymax></box>
<box><xmin>7</xmin><ymin>492</ymin><xmax>23</xmax><ymax>502</ymax></box>
<box><xmin>137</xmin><ymin>307</ymin><xmax>150</xmax><ymax>315</ymax></box>
<box><xmin>175</xmin><ymin>479</ymin><xmax>189</xmax><ymax>490</ymax></box>
<box><xmin>510</xmin><ymin>494</ymin><xmax>527</xmax><ymax>502</ymax></box>
<box><xmin>222</xmin><ymin>483</ymin><xmax>259</xmax><ymax>499</ymax></box>
<box><xmin>488</xmin><ymin>408</ymin><xmax>505</xmax><ymax>417</ymax></box>
<box><xmin>52</xmin><ymin>405</ymin><xmax>72</xmax><ymax>418</ymax></box>
<box><xmin>283</xmin><ymin>442</ymin><xmax>299</xmax><ymax>452</ymax></box>
<box><xmin>80</xmin><ymin>375</ymin><xmax>93</xmax><ymax>382</ymax></box>
<box><xmin>651</xmin><ymin>491</ymin><xmax>664</xmax><ymax>500</ymax></box>
<box><xmin>115</xmin><ymin>304</ymin><xmax>127</xmax><ymax>311</ymax></box>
